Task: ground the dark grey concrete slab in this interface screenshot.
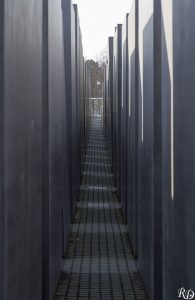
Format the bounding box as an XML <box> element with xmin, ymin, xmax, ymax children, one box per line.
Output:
<box><xmin>137</xmin><ymin>1</ymin><xmax>154</xmax><ymax>299</ymax></box>
<box><xmin>42</xmin><ymin>1</ymin><xmax>70</xmax><ymax>299</ymax></box>
<box><xmin>0</xmin><ymin>1</ymin><xmax>4</xmax><ymax>299</ymax></box>
<box><xmin>120</xmin><ymin>14</ymin><xmax>129</xmax><ymax>221</ymax></box>
<box><xmin>162</xmin><ymin>0</ymin><xmax>195</xmax><ymax>298</ymax></box>
<box><xmin>104</xmin><ymin>1</ymin><xmax>195</xmax><ymax>299</ymax></box>
<box><xmin>127</xmin><ymin>0</ymin><xmax>139</xmax><ymax>260</ymax></box>
<box><xmin>113</xmin><ymin>25</ymin><xmax>122</xmax><ymax>194</ymax></box>
<box><xmin>74</xmin><ymin>4</ymin><xmax>83</xmax><ymax>216</ymax></box>
<box><xmin>0</xmin><ymin>1</ymin><xmax>82</xmax><ymax>299</ymax></box>
<box><xmin>1</xmin><ymin>1</ymin><xmax>43</xmax><ymax>299</ymax></box>
<box><xmin>62</xmin><ymin>0</ymin><xmax>77</xmax><ymax>220</ymax></box>
<box><xmin>105</xmin><ymin>37</ymin><xmax>114</xmax><ymax>167</ymax></box>
<box><xmin>153</xmin><ymin>1</ymin><xmax>163</xmax><ymax>299</ymax></box>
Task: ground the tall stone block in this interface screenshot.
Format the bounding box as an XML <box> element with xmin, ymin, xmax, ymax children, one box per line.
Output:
<box><xmin>127</xmin><ymin>0</ymin><xmax>139</xmax><ymax>258</ymax></box>
<box><xmin>0</xmin><ymin>1</ymin><xmax>4</xmax><ymax>298</ymax></box>
<box><xmin>113</xmin><ymin>24</ymin><xmax>122</xmax><ymax>191</ymax></box>
<box><xmin>153</xmin><ymin>1</ymin><xmax>163</xmax><ymax>299</ymax></box>
<box><xmin>121</xmin><ymin>14</ymin><xmax>129</xmax><ymax>221</ymax></box>
<box><xmin>42</xmin><ymin>0</ymin><xmax>68</xmax><ymax>299</ymax></box>
<box><xmin>0</xmin><ymin>1</ymin><xmax>43</xmax><ymax>299</ymax></box>
<box><xmin>161</xmin><ymin>0</ymin><xmax>195</xmax><ymax>298</ymax></box>
<box><xmin>105</xmin><ymin>37</ymin><xmax>114</xmax><ymax>166</ymax></box>
<box><xmin>138</xmin><ymin>0</ymin><xmax>155</xmax><ymax>298</ymax></box>
<box><xmin>62</xmin><ymin>0</ymin><xmax>77</xmax><ymax>219</ymax></box>
<box><xmin>73</xmin><ymin>4</ymin><xmax>81</xmax><ymax>210</ymax></box>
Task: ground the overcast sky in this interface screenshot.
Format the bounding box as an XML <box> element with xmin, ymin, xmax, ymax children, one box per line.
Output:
<box><xmin>73</xmin><ymin>0</ymin><xmax>132</xmax><ymax>59</ymax></box>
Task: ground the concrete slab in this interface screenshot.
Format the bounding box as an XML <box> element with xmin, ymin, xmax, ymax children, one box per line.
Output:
<box><xmin>2</xmin><ymin>1</ymin><xmax>43</xmax><ymax>299</ymax></box>
<box><xmin>162</xmin><ymin>0</ymin><xmax>195</xmax><ymax>297</ymax></box>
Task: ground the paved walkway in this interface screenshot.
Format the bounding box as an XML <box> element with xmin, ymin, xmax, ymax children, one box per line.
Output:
<box><xmin>55</xmin><ymin>117</ymin><xmax>147</xmax><ymax>300</ymax></box>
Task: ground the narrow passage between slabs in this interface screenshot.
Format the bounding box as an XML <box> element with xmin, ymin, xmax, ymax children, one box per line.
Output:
<box><xmin>55</xmin><ymin>116</ymin><xmax>147</xmax><ymax>300</ymax></box>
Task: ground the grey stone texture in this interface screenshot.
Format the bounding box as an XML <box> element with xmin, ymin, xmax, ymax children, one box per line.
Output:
<box><xmin>105</xmin><ymin>0</ymin><xmax>195</xmax><ymax>299</ymax></box>
<box><xmin>0</xmin><ymin>0</ymin><xmax>83</xmax><ymax>299</ymax></box>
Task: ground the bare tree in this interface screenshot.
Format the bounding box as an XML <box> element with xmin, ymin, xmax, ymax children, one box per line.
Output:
<box><xmin>96</xmin><ymin>47</ymin><xmax>109</xmax><ymax>68</ymax></box>
<box><xmin>86</xmin><ymin>48</ymin><xmax>108</xmax><ymax>115</ymax></box>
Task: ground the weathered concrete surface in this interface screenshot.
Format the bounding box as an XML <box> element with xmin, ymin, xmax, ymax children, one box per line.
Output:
<box><xmin>0</xmin><ymin>1</ymin><xmax>71</xmax><ymax>299</ymax></box>
<box><xmin>0</xmin><ymin>0</ymin><xmax>86</xmax><ymax>299</ymax></box>
<box><xmin>1</xmin><ymin>1</ymin><xmax>43</xmax><ymax>299</ymax></box>
<box><xmin>153</xmin><ymin>1</ymin><xmax>163</xmax><ymax>299</ymax></box>
<box><xmin>105</xmin><ymin>37</ymin><xmax>114</xmax><ymax>165</ymax></box>
<box><xmin>74</xmin><ymin>4</ymin><xmax>83</xmax><ymax>201</ymax></box>
<box><xmin>137</xmin><ymin>0</ymin><xmax>154</xmax><ymax>299</ymax></box>
<box><xmin>162</xmin><ymin>0</ymin><xmax>195</xmax><ymax>298</ymax></box>
<box><xmin>0</xmin><ymin>1</ymin><xmax>4</xmax><ymax>299</ymax></box>
<box><xmin>74</xmin><ymin>3</ymin><xmax>79</xmax><ymax>199</ymax></box>
<box><xmin>120</xmin><ymin>14</ymin><xmax>129</xmax><ymax>221</ymax></box>
<box><xmin>127</xmin><ymin>0</ymin><xmax>139</xmax><ymax>259</ymax></box>
<box><xmin>105</xmin><ymin>1</ymin><xmax>195</xmax><ymax>299</ymax></box>
<box><xmin>42</xmin><ymin>1</ymin><xmax>69</xmax><ymax>299</ymax></box>
<box><xmin>62</xmin><ymin>0</ymin><xmax>77</xmax><ymax>220</ymax></box>
<box><xmin>113</xmin><ymin>25</ymin><xmax>122</xmax><ymax>194</ymax></box>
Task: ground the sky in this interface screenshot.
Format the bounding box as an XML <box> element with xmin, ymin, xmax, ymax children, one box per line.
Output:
<box><xmin>73</xmin><ymin>0</ymin><xmax>133</xmax><ymax>60</ymax></box>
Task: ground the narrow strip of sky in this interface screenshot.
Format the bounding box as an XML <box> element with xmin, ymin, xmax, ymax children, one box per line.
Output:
<box><xmin>73</xmin><ymin>0</ymin><xmax>133</xmax><ymax>59</ymax></box>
